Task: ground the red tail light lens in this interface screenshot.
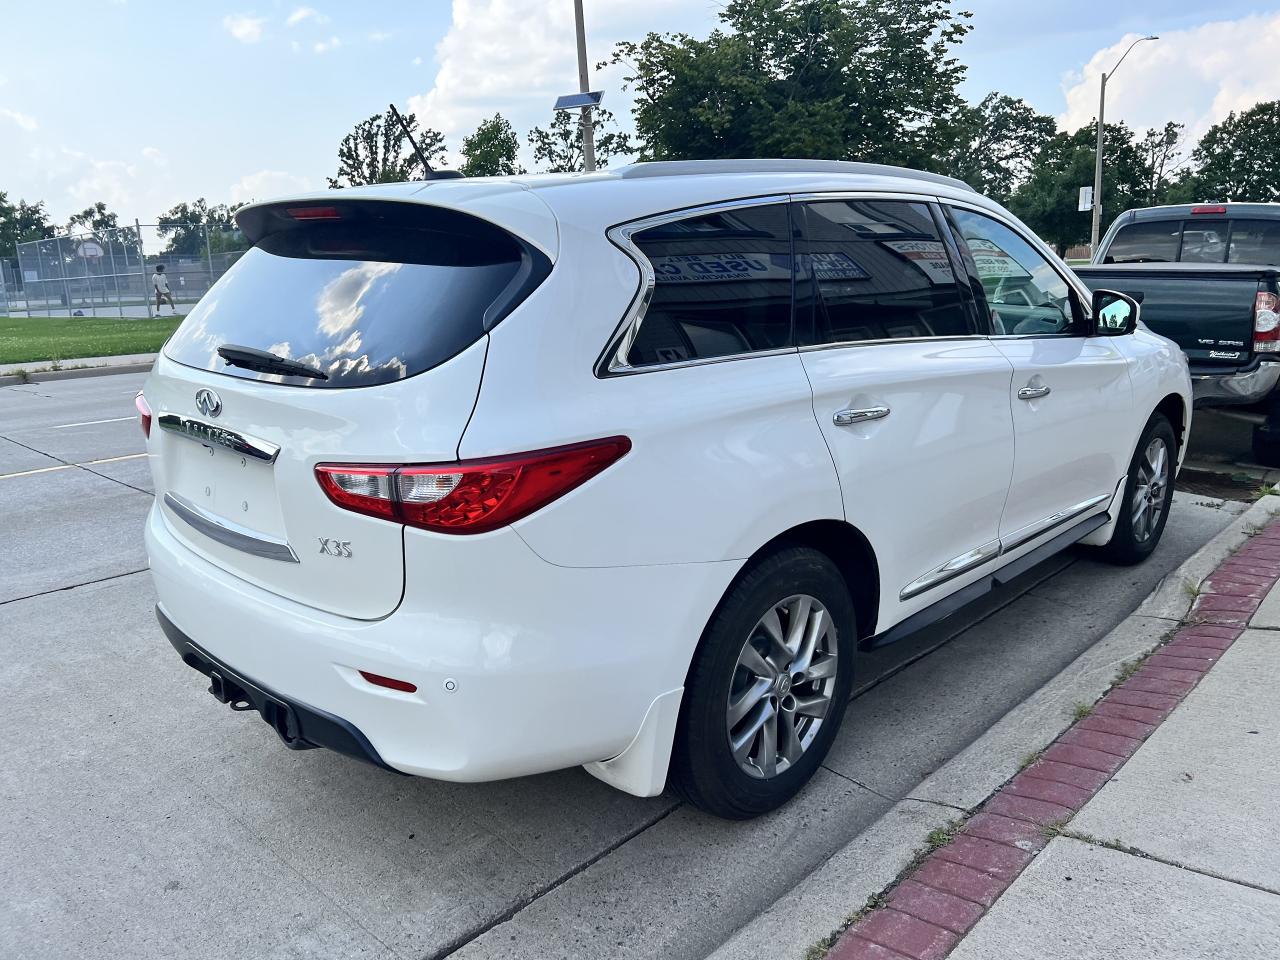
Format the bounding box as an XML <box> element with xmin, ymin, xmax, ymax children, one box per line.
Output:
<box><xmin>287</xmin><ymin>205</ymin><xmax>341</xmax><ymax>220</ymax></box>
<box><xmin>1255</xmin><ymin>291</ymin><xmax>1280</xmax><ymax>352</ymax></box>
<box><xmin>135</xmin><ymin>393</ymin><xmax>152</xmax><ymax>438</ymax></box>
<box><xmin>1191</xmin><ymin>205</ymin><xmax>1227</xmax><ymax>215</ymax></box>
<box><xmin>315</xmin><ymin>436</ymin><xmax>631</xmax><ymax>535</ymax></box>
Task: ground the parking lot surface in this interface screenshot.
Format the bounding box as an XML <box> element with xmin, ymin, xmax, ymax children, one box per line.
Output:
<box><xmin>0</xmin><ymin>374</ymin><xmax>1247</xmax><ymax>959</ymax></box>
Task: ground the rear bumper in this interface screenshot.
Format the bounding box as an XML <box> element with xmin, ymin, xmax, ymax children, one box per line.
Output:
<box><xmin>1191</xmin><ymin>359</ymin><xmax>1280</xmax><ymax>406</ymax></box>
<box><xmin>144</xmin><ymin>500</ymin><xmax>737</xmax><ymax>785</ymax></box>
<box><xmin>157</xmin><ymin>608</ymin><xmax>397</xmax><ymax>772</ymax></box>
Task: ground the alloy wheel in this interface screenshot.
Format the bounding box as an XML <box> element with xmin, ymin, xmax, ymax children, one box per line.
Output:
<box><xmin>726</xmin><ymin>594</ymin><xmax>839</xmax><ymax>779</ymax></box>
<box><xmin>1131</xmin><ymin>436</ymin><xmax>1170</xmax><ymax>543</ymax></box>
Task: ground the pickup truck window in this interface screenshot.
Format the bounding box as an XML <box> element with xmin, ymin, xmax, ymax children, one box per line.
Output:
<box><xmin>949</xmin><ymin>208</ymin><xmax>1076</xmax><ymax>336</ymax></box>
<box><xmin>1228</xmin><ymin>220</ymin><xmax>1280</xmax><ymax>265</ymax></box>
<box><xmin>1106</xmin><ymin>221</ymin><xmax>1181</xmax><ymax>263</ymax></box>
<box><xmin>1180</xmin><ymin>221</ymin><xmax>1229</xmax><ymax>263</ymax></box>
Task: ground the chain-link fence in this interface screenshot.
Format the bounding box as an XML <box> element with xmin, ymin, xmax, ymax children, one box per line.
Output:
<box><xmin>0</xmin><ymin>223</ymin><xmax>250</xmax><ymax>319</ymax></box>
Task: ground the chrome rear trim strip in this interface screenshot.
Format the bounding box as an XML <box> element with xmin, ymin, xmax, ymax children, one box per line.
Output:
<box><xmin>163</xmin><ymin>492</ymin><xmax>299</xmax><ymax>563</ymax></box>
<box><xmin>157</xmin><ymin>413</ymin><xmax>280</xmax><ymax>464</ymax></box>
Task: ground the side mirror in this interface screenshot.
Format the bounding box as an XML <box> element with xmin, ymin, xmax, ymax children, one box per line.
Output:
<box><xmin>1092</xmin><ymin>288</ymin><xmax>1140</xmax><ymax>336</ymax></box>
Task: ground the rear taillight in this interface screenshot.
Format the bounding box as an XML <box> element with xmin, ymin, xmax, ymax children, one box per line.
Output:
<box><xmin>287</xmin><ymin>205</ymin><xmax>341</xmax><ymax>220</ymax></box>
<box><xmin>1191</xmin><ymin>204</ymin><xmax>1227</xmax><ymax>215</ymax></box>
<box><xmin>315</xmin><ymin>437</ymin><xmax>631</xmax><ymax>535</ymax></box>
<box><xmin>1255</xmin><ymin>291</ymin><xmax>1280</xmax><ymax>353</ymax></box>
<box><xmin>135</xmin><ymin>393</ymin><xmax>152</xmax><ymax>438</ymax></box>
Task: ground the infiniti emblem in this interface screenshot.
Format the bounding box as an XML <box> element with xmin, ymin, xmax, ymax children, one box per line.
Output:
<box><xmin>194</xmin><ymin>388</ymin><xmax>223</xmax><ymax>418</ymax></box>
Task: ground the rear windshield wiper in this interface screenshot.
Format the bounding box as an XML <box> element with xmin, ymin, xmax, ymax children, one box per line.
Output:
<box><xmin>217</xmin><ymin>344</ymin><xmax>329</xmax><ymax>381</ymax></box>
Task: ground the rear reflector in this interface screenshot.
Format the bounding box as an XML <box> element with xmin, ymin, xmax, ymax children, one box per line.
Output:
<box><xmin>359</xmin><ymin>670</ymin><xmax>418</xmax><ymax>693</ymax></box>
<box><xmin>1191</xmin><ymin>205</ymin><xmax>1227</xmax><ymax>215</ymax></box>
<box><xmin>286</xmin><ymin>206</ymin><xmax>341</xmax><ymax>220</ymax></box>
<box><xmin>135</xmin><ymin>392</ymin><xmax>152</xmax><ymax>438</ymax></box>
<box><xmin>315</xmin><ymin>437</ymin><xmax>631</xmax><ymax>535</ymax></box>
<box><xmin>1255</xmin><ymin>291</ymin><xmax>1280</xmax><ymax>352</ymax></box>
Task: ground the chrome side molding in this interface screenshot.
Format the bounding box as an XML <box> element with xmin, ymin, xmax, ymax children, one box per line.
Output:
<box><xmin>163</xmin><ymin>492</ymin><xmax>299</xmax><ymax>563</ymax></box>
<box><xmin>157</xmin><ymin>413</ymin><xmax>280</xmax><ymax>464</ymax></box>
<box><xmin>900</xmin><ymin>492</ymin><xmax>1113</xmax><ymax>601</ymax></box>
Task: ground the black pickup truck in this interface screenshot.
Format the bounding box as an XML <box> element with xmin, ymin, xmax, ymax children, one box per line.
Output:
<box><xmin>1076</xmin><ymin>204</ymin><xmax>1280</xmax><ymax>412</ymax></box>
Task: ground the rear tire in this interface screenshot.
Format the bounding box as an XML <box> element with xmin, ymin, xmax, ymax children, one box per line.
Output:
<box><xmin>1098</xmin><ymin>413</ymin><xmax>1176</xmax><ymax>565</ymax></box>
<box><xmin>669</xmin><ymin>546</ymin><xmax>856</xmax><ymax>819</ymax></box>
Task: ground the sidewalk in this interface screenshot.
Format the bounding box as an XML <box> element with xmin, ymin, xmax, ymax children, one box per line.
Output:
<box><xmin>0</xmin><ymin>352</ymin><xmax>155</xmax><ymax>380</ymax></box>
<box><xmin>825</xmin><ymin>517</ymin><xmax>1280</xmax><ymax>960</ymax></box>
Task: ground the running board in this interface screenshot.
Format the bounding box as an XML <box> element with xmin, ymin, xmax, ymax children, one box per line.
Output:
<box><xmin>864</xmin><ymin>512</ymin><xmax>1109</xmax><ymax>650</ymax></box>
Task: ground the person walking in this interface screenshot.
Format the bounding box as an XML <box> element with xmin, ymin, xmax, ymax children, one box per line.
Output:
<box><xmin>152</xmin><ymin>264</ymin><xmax>176</xmax><ymax>315</ymax></box>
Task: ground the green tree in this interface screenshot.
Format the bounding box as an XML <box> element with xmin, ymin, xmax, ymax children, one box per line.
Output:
<box><xmin>157</xmin><ymin>199</ymin><xmax>246</xmax><ymax>257</ymax></box>
<box><xmin>527</xmin><ymin>107</ymin><xmax>632</xmax><ymax>172</ymax></box>
<box><xmin>66</xmin><ymin>201</ymin><xmax>119</xmax><ymax>236</ymax></box>
<box><xmin>1008</xmin><ymin>121</ymin><xmax>1146</xmax><ymax>254</ymax></box>
<box><xmin>934</xmin><ymin>93</ymin><xmax>1057</xmax><ymax>201</ymax></box>
<box><xmin>1137</xmin><ymin>121</ymin><xmax>1186</xmax><ymax>206</ymax></box>
<box><xmin>605</xmin><ymin>0</ymin><xmax>971</xmax><ymax>165</ymax></box>
<box><xmin>328</xmin><ymin>109</ymin><xmax>446</xmax><ymax>187</ymax></box>
<box><xmin>1181</xmin><ymin>101</ymin><xmax>1280</xmax><ymax>202</ymax></box>
<box><xmin>460</xmin><ymin>113</ymin><xmax>524</xmax><ymax>177</ymax></box>
<box><xmin>0</xmin><ymin>193</ymin><xmax>54</xmax><ymax>251</ymax></box>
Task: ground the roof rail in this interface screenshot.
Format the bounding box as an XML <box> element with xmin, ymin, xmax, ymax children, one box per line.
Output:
<box><xmin>615</xmin><ymin>159</ymin><xmax>976</xmax><ymax>193</ymax></box>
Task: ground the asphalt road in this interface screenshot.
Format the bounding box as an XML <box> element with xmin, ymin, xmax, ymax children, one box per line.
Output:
<box><xmin>0</xmin><ymin>373</ymin><xmax>1247</xmax><ymax>960</ymax></box>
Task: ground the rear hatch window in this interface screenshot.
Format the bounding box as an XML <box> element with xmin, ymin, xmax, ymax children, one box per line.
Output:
<box><xmin>164</xmin><ymin>200</ymin><xmax>549</xmax><ymax>388</ymax></box>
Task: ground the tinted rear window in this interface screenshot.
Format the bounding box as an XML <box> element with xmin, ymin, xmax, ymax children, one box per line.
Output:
<box><xmin>1228</xmin><ymin>220</ymin><xmax>1280</xmax><ymax>265</ymax></box>
<box><xmin>1104</xmin><ymin>220</ymin><xmax>1181</xmax><ymax>263</ymax></box>
<box><xmin>164</xmin><ymin>204</ymin><xmax>544</xmax><ymax>388</ymax></box>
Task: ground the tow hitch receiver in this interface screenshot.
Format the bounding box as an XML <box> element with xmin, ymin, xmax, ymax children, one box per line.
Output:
<box><xmin>206</xmin><ymin>666</ymin><xmax>315</xmax><ymax>750</ymax></box>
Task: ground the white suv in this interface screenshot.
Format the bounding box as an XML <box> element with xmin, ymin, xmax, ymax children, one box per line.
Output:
<box><xmin>140</xmin><ymin>160</ymin><xmax>1191</xmax><ymax>819</ymax></box>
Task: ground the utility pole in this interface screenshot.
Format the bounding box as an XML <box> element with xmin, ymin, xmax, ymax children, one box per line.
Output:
<box><xmin>573</xmin><ymin>0</ymin><xmax>596</xmax><ymax>172</ymax></box>
<box><xmin>1090</xmin><ymin>35</ymin><xmax>1158</xmax><ymax>254</ymax></box>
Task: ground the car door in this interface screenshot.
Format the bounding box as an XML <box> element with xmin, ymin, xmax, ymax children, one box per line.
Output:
<box><xmin>795</xmin><ymin>197</ymin><xmax>1016</xmax><ymax>626</ymax></box>
<box><xmin>943</xmin><ymin>204</ymin><xmax>1134</xmax><ymax>552</ymax></box>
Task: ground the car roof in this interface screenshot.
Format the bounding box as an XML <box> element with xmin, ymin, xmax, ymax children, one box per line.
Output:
<box><xmin>1121</xmin><ymin>202</ymin><xmax>1280</xmax><ymax>222</ymax></box>
<box><xmin>237</xmin><ymin>160</ymin><xmax>998</xmax><ymax>260</ymax></box>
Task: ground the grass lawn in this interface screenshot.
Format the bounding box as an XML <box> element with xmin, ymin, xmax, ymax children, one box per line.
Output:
<box><xmin>0</xmin><ymin>314</ymin><xmax>183</xmax><ymax>366</ymax></box>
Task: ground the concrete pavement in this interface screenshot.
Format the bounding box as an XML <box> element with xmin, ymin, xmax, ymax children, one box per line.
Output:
<box><xmin>950</xmin><ymin>621</ymin><xmax>1280</xmax><ymax>959</ymax></box>
<box><xmin>0</xmin><ymin>374</ymin><xmax>1254</xmax><ymax>959</ymax></box>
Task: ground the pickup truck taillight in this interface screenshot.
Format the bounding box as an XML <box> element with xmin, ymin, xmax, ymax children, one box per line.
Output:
<box><xmin>315</xmin><ymin>437</ymin><xmax>632</xmax><ymax>534</ymax></box>
<box><xmin>1254</xmin><ymin>291</ymin><xmax>1280</xmax><ymax>353</ymax></box>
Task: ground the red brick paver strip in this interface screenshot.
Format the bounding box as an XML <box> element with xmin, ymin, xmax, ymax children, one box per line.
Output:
<box><xmin>822</xmin><ymin>515</ymin><xmax>1280</xmax><ymax>959</ymax></box>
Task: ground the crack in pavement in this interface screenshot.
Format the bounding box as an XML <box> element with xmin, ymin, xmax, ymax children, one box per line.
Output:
<box><xmin>1062</xmin><ymin>831</ymin><xmax>1280</xmax><ymax>899</ymax></box>
<box><xmin>428</xmin><ymin>800</ymin><xmax>684</xmax><ymax>960</ymax></box>
<box><xmin>0</xmin><ymin>431</ymin><xmax>153</xmax><ymax>496</ymax></box>
<box><xmin>1</xmin><ymin>568</ymin><xmax>149</xmax><ymax>607</ymax></box>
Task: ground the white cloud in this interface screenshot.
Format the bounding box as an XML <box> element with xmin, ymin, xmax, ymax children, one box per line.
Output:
<box><xmin>368</xmin><ymin>30</ymin><xmax>393</xmax><ymax>42</ymax></box>
<box><xmin>412</xmin><ymin>56</ymin><xmax>423</xmax><ymax>67</ymax></box>
<box><xmin>1060</xmin><ymin>14</ymin><xmax>1280</xmax><ymax>143</ymax></box>
<box><xmin>313</xmin><ymin>36</ymin><xmax>342</xmax><ymax>54</ymax></box>
<box><xmin>407</xmin><ymin>0</ymin><xmax>714</xmax><ymax>167</ymax></box>
<box><xmin>0</xmin><ymin>107</ymin><xmax>37</xmax><ymax>131</ymax></box>
<box><xmin>229</xmin><ymin>169</ymin><xmax>314</xmax><ymax>205</ymax></box>
<box><xmin>286</xmin><ymin>6</ymin><xmax>327</xmax><ymax>27</ymax></box>
<box><xmin>141</xmin><ymin>146</ymin><xmax>168</xmax><ymax>167</ymax></box>
<box><xmin>223</xmin><ymin>13</ymin><xmax>267</xmax><ymax>44</ymax></box>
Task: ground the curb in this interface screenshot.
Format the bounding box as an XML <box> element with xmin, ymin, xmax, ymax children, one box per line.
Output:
<box><xmin>821</xmin><ymin>513</ymin><xmax>1280</xmax><ymax>960</ymax></box>
<box><xmin>0</xmin><ymin>360</ymin><xmax>154</xmax><ymax>387</ymax></box>
<box><xmin>707</xmin><ymin>495</ymin><xmax>1280</xmax><ymax>960</ymax></box>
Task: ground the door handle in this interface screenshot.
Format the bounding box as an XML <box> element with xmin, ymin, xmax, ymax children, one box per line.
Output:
<box><xmin>833</xmin><ymin>405</ymin><xmax>890</xmax><ymax>426</ymax></box>
<box><xmin>1017</xmin><ymin>385</ymin><xmax>1051</xmax><ymax>401</ymax></box>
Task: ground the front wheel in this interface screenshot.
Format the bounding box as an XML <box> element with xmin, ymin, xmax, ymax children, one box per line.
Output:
<box><xmin>669</xmin><ymin>546</ymin><xmax>856</xmax><ymax>819</ymax></box>
<box><xmin>1098</xmin><ymin>413</ymin><xmax>1176</xmax><ymax>565</ymax></box>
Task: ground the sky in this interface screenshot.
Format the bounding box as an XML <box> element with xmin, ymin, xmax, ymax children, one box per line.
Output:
<box><xmin>1</xmin><ymin>0</ymin><xmax>1278</xmax><ymax>228</ymax></box>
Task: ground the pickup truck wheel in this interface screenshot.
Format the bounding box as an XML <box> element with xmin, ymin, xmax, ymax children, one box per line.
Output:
<box><xmin>1098</xmin><ymin>413</ymin><xmax>1176</xmax><ymax>565</ymax></box>
<box><xmin>669</xmin><ymin>546</ymin><xmax>856</xmax><ymax>820</ymax></box>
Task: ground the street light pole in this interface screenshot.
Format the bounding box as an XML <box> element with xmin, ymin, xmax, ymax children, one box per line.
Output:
<box><xmin>573</xmin><ymin>0</ymin><xmax>596</xmax><ymax>172</ymax></box>
<box><xmin>1090</xmin><ymin>35</ymin><xmax>1158</xmax><ymax>254</ymax></box>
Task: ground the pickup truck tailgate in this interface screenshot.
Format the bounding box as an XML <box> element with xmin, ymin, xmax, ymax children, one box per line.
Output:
<box><xmin>1075</xmin><ymin>262</ymin><xmax>1278</xmax><ymax>367</ymax></box>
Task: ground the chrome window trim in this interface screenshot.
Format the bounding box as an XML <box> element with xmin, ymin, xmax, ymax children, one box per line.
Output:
<box><xmin>597</xmin><ymin>195</ymin><xmax>792</xmax><ymax>377</ymax></box>
<box><xmin>900</xmin><ymin>492</ymin><xmax>1112</xmax><ymax>601</ymax></box>
<box><xmin>157</xmin><ymin>413</ymin><xmax>280</xmax><ymax>464</ymax></box>
<box><xmin>163</xmin><ymin>492</ymin><xmax>299</xmax><ymax>563</ymax></box>
<box><xmin>798</xmin><ymin>334</ymin><xmax>987</xmax><ymax>354</ymax></box>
